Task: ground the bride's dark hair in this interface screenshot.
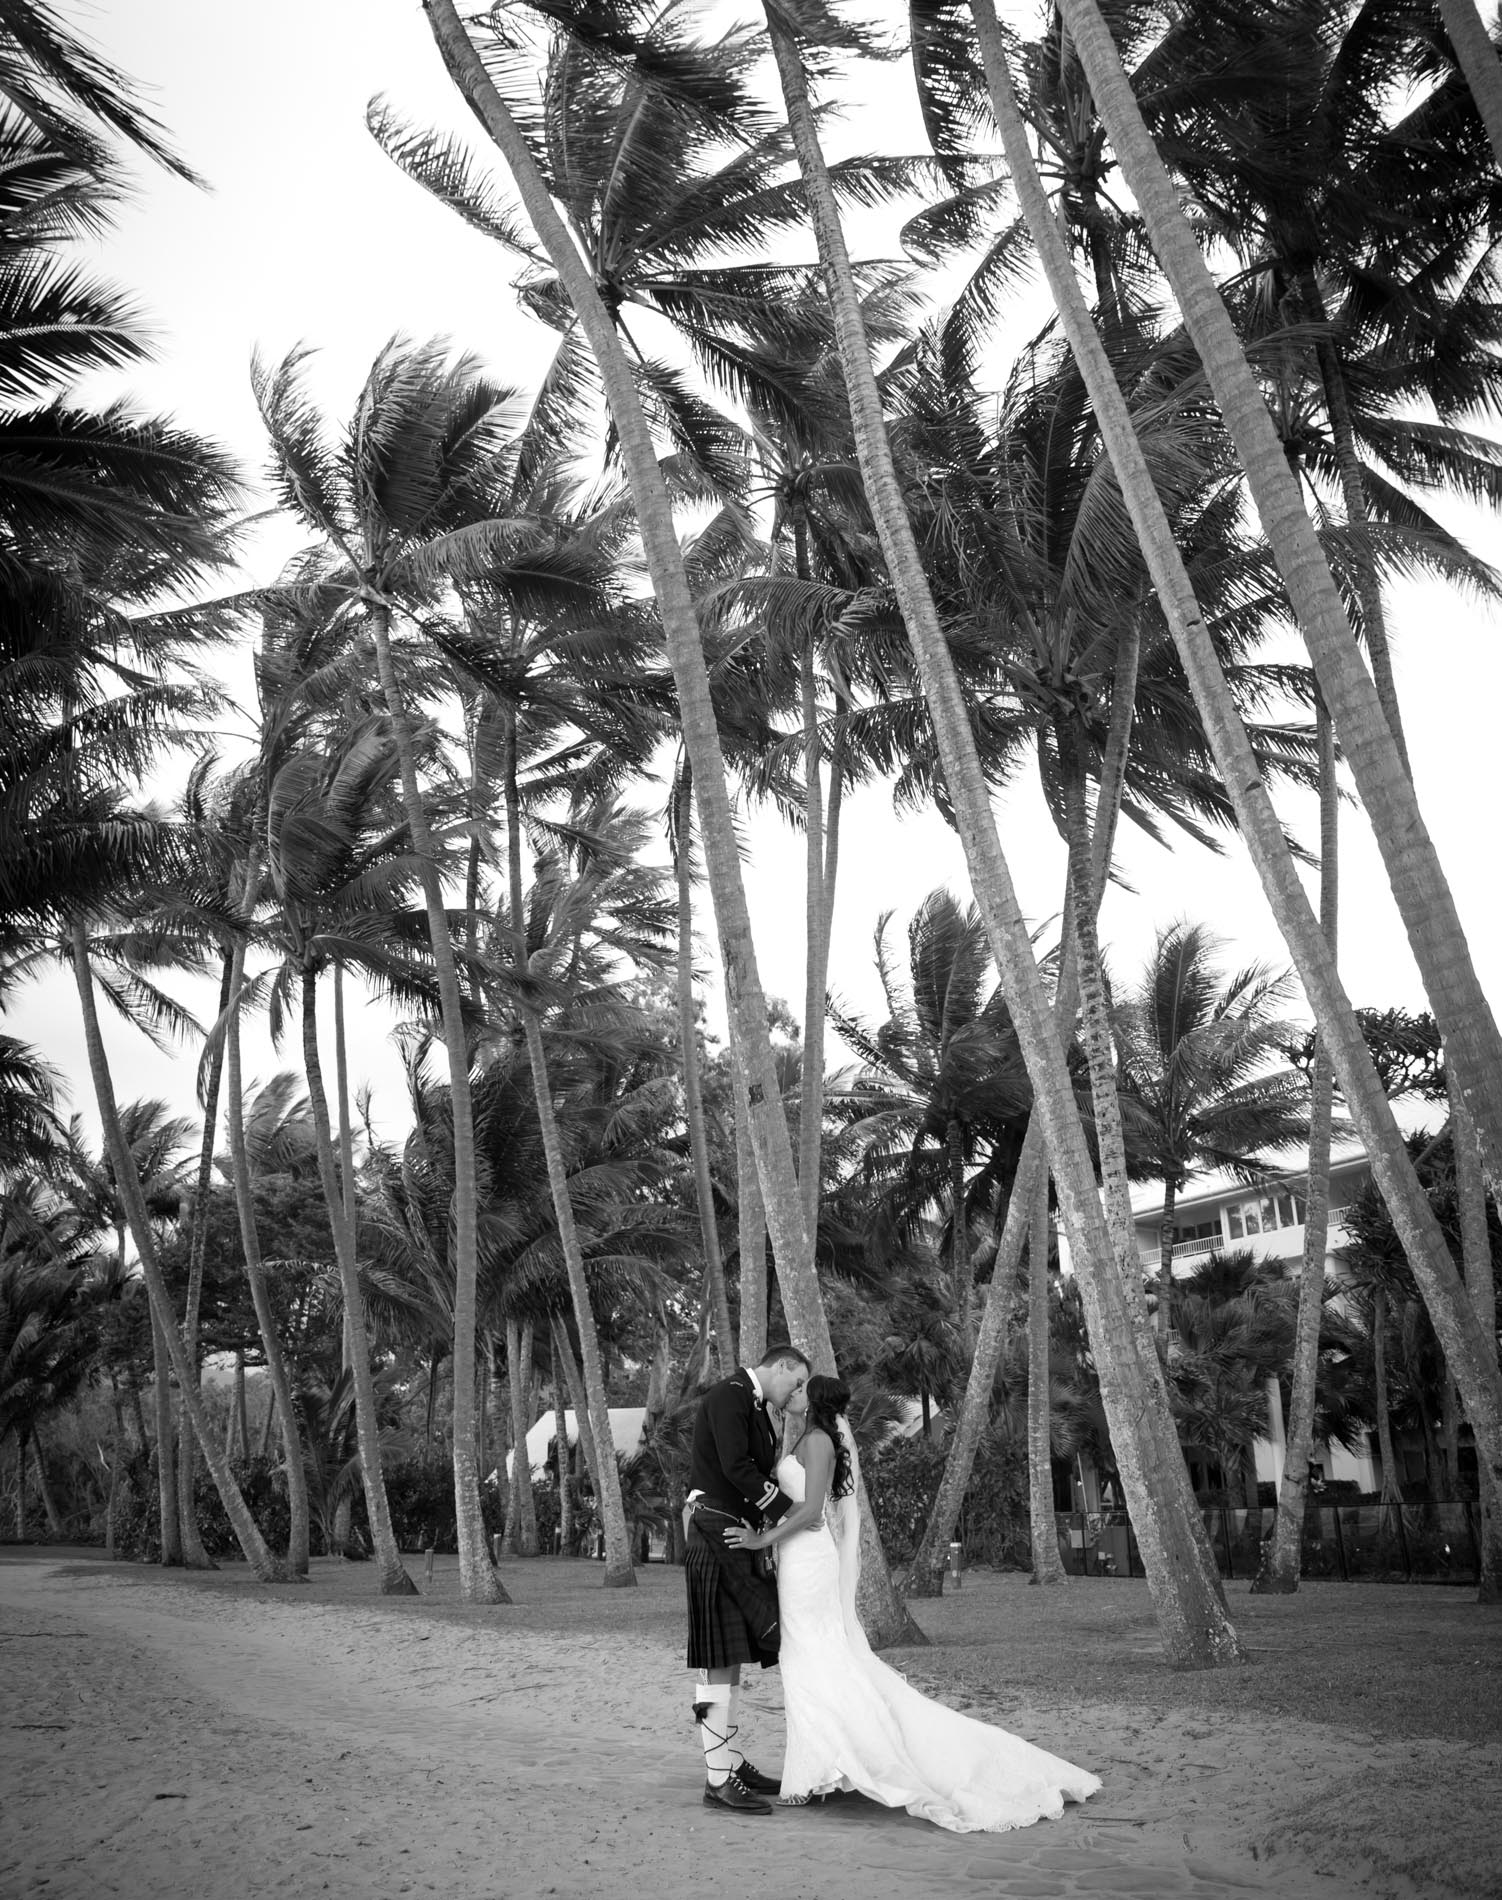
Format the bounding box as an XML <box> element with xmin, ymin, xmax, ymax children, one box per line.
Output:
<box><xmin>804</xmin><ymin>1375</ymin><xmax>853</xmax><ymax>1499</ymax></box>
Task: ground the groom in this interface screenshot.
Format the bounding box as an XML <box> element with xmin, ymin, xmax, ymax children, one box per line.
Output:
<box><xmin>684</xmin><ymin>1341</ymin><xmax>809</xmax><ymax>1814</ymax></box>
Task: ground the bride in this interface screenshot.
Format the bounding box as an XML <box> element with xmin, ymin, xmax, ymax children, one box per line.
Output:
<box><xmin>724</xmin><ymin>1373</ymin><xmax>1101</xmax><ymax>1832</ymax></box>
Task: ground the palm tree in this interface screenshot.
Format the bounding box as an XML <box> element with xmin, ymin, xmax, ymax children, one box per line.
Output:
<box><xmin>260</xmin><ymin>713</ymin><xmax>429</xmax><ymax>1595</ymax></box>
<box><xmin>1257</xmin><ymin>697</ymin><xmax>1338</xmax><ymax>1595</ymax></box>
<box><xmin>832</xmin><ymin>891</ymin><xmax>1032</xmax><ymax>1351</ymax></box>
<box><xmin>1049</xmin><ymin>0</ymin><xmax>1502</xmax><ymax>1200</ymax></box>
<box><xmin>1115</xmin><ymin>923</ymin><xmax>1310</xmax><ymax>1331</ymax></box>
<box><xmin>254</xmin><ymin>338</ymin><xmax>537</xmax><ymax>1604</ymax></box>
<box><xmin>755</xmin><ymin>0</ymin><xmax>1241</xmax><ymax>1666</ymax></box>
<box><xmin>0</xmin><ymin>1035</ymin><xmax>60</xmax><ymax>1175</ymax></box>
<box><xmin>420</xmin><ymin>0</ymin><xmax>825</xmax><ymax>1387</ymax></box>
<box><xmin>1025</xmin><ymin>1168</ymin><xmax>1067</xmax><ymax>1583</ymax></box>
<box><xmin>488</xmin><ymin>797</ymin><xmax>678</xmax><ymax>1586</ymax></box>
<box><xmin>1441</xmin><ymin>0</ymin><xmax>1502</xmax><ymax>169</ymax></box>
<box><xmin>949</xmin><ymin>0</ymin><xmax>1502</xmax><ymax>1600</ymax></box>
<box><xmin>0</xmin><ymin>1180</ymin><xmax>95</xmax><ymax>1538</ymax></box>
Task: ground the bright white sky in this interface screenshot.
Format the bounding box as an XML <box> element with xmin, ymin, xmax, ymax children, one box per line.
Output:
<box><xmin>12</xmin><ymin>0</ymin><xmax>1502</xmax><ymax>1155</ymax></box>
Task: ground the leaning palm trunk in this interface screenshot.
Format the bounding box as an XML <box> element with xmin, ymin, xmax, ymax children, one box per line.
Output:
<box><xmin>148</xmin><ymin>1302</ymin><xmax>181</xmax><ymax>1564</ymax></box>
<box><xmin>423</xmin><ymin>2</ymin><xmax>827</xmax><ymax>1376</ymax></box>
<box><xmin>365</xmin><ymin>602</ymin><xmax>501</xmax><ymax>1604</ymax></box>
<box><xmin>1053</xmin><ymin>0</ymin><xmax>1502</xmax><ymax>1193</ymax></box>
<box><xmin>972</xmin><ymin>0</ymin><xmax>1502</xmax><ymax>1595</ymax></box>
<box><xmin>225</xmin><ymin>929</ymin><xmax>311</xmax><ymax>1574</ymax></box>
<box><xmin>1027</xmin><ymin>1165</ymin><xmax>1067</xmax><ymax>1584</ymax></box>
<box><xmin>70</xmin><ymin>924</ymin><xmax>287</xmax><ymax>1582</ymax></box>
<box><xmin>177</xmin><ymin>946</ymin><xmax>236</xmax><ymax>1570</ymax></box>
<box><xmin>675</xmin><ymin>770</ymin><xmax>735</xmax><ymax>1374</ymax></box>
<box><xmin>765</xmin><ymin>14</ymin><xmax>1235</xmax><ymax>1666</ymax></box>
<box><xmin>505</xmin><ymin>1316</ymin><xmax>539</xmax><ymax>1557</ymax></box>
<box><xmin>1439</xmin><ymin>0</ymin><xmax>1502</xmax><ymax>174</ymax></box>
<box><xmin>299</xmin><ymin>967</ymin><xmax>415</xmax><ymax>1594</ymax></box>
<box><xmin>1256</xmin><ymin>702</ymin><xmax>1338</xmax><ymax>1594</ymax></box>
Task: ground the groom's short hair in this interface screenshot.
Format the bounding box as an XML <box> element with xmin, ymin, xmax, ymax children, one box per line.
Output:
<box><xmin>757</xmin><ymin>1342</ymin><xmax>809</xmax><ymax>1370</ymax></box>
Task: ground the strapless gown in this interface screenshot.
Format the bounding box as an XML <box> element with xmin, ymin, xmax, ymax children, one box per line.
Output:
<box><xmin>773</xmin><ymin>1452</ymin><xmax>1101</xmax><ymax>1832</ymax></box>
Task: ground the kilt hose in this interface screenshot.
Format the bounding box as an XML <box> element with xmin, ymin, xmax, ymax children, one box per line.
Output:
<box><xmin>684</xmin><ymin>1506</ymin><xmax>780</xmax><ymax>1670</ymax></box>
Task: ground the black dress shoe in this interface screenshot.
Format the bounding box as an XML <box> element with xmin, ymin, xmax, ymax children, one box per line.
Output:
<box><xmin>732</xmin><ymin>1760</ymin><xmax>781</xmax><ymax>1795</ymax></box>
<box><xmin>703</xmin><ymin>1773</ymin><xmax>773</xmax><ymax>1814</ymax></box>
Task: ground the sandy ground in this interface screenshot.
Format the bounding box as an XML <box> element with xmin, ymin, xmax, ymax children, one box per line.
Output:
<box><xmin>0</xmin><ymin>1549</ymin><xmax>1498</xmax><ymax>1900</ymax></box>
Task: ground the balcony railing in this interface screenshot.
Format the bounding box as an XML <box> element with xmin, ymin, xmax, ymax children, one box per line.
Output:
<box><xmin>1137</xmin><ymin>1234</ymin><xmax>1220</xmax><ymax>1266</ymax></box>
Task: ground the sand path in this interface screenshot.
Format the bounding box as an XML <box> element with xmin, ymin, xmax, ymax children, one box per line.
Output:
<box><xmin>0</xmin><ymin>1554</ymin><xmax>1490</xmax><ymax>1900</ymax></box>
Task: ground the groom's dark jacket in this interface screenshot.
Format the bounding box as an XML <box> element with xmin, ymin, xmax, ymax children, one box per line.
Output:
<box><xmin>688</xmin><ymin>1369</ymin><xmax>792</xmax><ymax>1529</ymax></box>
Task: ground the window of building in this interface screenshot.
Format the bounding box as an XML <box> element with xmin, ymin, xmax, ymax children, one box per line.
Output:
<box><xmin>1225</xmin><ymin>1192</ymin><xmax>1303</xmax><ymax>1240</ymax></box>
<box><xmin>1171</xmin><ymin>1218</ymin><xmax>1219</xmax><ymax>1247</ymax></box>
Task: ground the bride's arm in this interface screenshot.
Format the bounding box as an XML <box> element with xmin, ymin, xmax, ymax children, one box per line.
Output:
<box><xmin>725</xmin><ymin>1433</ymin><xmax>833</xmax><ymax>1550</ymax></box>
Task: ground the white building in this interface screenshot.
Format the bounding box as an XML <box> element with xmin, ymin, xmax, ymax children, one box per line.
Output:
<box><xmin>1055</xmin><ymin>1150</ymin><xmax>1378</xmax><ymax>1503</ymax></box>
<box><xmin>502</xmin><ymin>1406</ymin><xmax>648</xmax><ymax>1480</ymax></box>
<box><xmin>1128</xmin><ymin>1150</ymin><xmax>1378</xmax><ymax>1495</ymax></box>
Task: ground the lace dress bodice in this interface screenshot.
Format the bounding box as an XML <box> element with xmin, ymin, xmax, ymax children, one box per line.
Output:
<box><xmin>774</xmin><ymin>1452</ymin><xmax>829</xmax><ymax>1531</ymax></box>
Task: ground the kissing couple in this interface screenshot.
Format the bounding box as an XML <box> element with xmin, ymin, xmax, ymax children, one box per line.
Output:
<box><xmin>683</xmin><ymin>1342</ymin><xmax>1101</xmax><ymax>1830</ymax></box>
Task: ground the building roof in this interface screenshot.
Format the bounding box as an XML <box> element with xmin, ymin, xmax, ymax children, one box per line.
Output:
<box><xmin>1129</xmin><ymin>1147</ymin><xmax>1371</xmax><ymax>1221</ymax></box>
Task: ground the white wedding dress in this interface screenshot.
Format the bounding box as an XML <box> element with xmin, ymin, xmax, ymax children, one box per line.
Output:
<box><xmin>774</xmin><ymin>1446</ymin><xmax>1101</xmax><ymax>1832</ymax></box>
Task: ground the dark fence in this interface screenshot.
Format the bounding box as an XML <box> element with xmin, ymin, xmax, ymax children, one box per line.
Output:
<box><xmin>1056</xmin><ymin>1500</ymin><xmax>1484</xmax><ymax>1586</ymax></box>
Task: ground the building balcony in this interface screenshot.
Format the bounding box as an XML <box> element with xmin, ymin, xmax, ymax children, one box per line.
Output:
<box><xmin>1138</xmin><ymin>1216</ymin><xmax>1350</xmax><ymax>1273</ymax></box>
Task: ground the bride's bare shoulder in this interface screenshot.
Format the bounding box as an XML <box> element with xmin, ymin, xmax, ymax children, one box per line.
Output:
<box><xmin>798</xmin><ymin>1426</ymin><xmax>835</xmax><ymax>1467</ymax></box>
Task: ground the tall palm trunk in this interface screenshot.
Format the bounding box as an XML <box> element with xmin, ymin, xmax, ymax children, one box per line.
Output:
<box><xmin>299</xmin><ymin>964</ymin><xmax>415</xmax><ymax>1593</ymax></box>
<box><xmin>552</xmin><ymin>1329</ymin><xmax>574</xmax><ymax>1554</ymax></box>
<box><xmin>1053</xmin><ymin>0</ymin><xmax>1502</xmax><ymax>1195</ymax></box>
<box><xmin>424</xmin><ymin>1</ymin><xmax>826</xmax><ymax>1378</ymax></box>
<box><xmin>148</xmin><ymin>1298</ymin><xmax>181</xmax><ymax>1565</ymax></box>
<box><xmin>761</xmin><ymin>17</ymin><xmax>1233</xmax><ymax>1664</ymax></box>
<box><xmin>907</xmin><ymin>612</ymin><xmax>1138</xmax><ymax>1596</ymax></box>
<box><xmin>364</xmin><ymin>602</ymin><xmax>500</xmax><ymax>1602</ymax></box>
<box><xmin>1054</xmin><ymin>722</ymin><xmax>1150</xmax><ymax>1337</ymax></box>
<box><xmin>731</xmin><ymin>1032</ymin><xmax>768</xmax><ymax>1365</ymax></box>
<box><xmin>1257</xmin><ymin>700</ymin><xmax>1338</xmax><ymax>1594</ymax></box>
<box><xmin>1027</xmin><ymin>1166</ymin><xmax>1067</xmax><ymax>1584</ymax></box>
<box><xmin>551</xmin><ymin>1312</ymin><xmax>603</xmax><ymax>1527</ymax></box>
<box><xmin>1451</xmin><ymin>1082</ymin><xmax>1502</xmax><ymax>1596</ymax></box>
<box><xmin>177</xmin><ymin>945</ymin><xmax>236</xmax><ymax>1570</ymax></box>
<box><xmin>797</xmin><ymin>611</ymin><xmax>836</xmax><ymax>1240</ymax></box>
<box><xmin>946</xmin><ymin>1117</ymin><xmax>972</xmax><ymax>1347</ymax></box>
<box><xmin>1439</xmin><ymin>0</ymin><xmax>1502</xmax><ymax>172</ymax></box>
<box><xmin>971</xmin><ymin>0</ymin><xmax>1502</xmax><ymax>1596</ymax></box>
<box><xmin>13</xmin><ymin>1433</ymin><xmax>27</xmax><ymax>1538</ymax></box>
<box><xmin>1372</xmin><ymin>1287</ymin><xmax>1404</xmax><ymax>1504</ymax></box>
<box><xmin>675</xmin><ymin>769</ymin><xmax>735</xmax><ymax>1374</ymax></box>
<box><xmin>225</xmin><ymin>928</ymin><xmax>310</xmax><ymax>1574</ymax></box>
<box><xmin>1156</xmin><ymin>1177</ymin><xmax>1178</xmax><ymax>1338</ymax></box>
<box><xmin>501</xmin><ymin>718</ymin><xmax>634</xmax><ymax>1586</ymax></box>
<box><xmin>70</xmin><ymin>923</ymin><xmax>287</xmax><ymax>1581</ymax></box>
<box><xmin>505</xmin><ymin>1315</ymin><xmax>539</xmax><ymax>1556</ymax></box>
<box><xmin>1300</xmin><ymin>275</ymin><xmax>1408</xmax><ymax>775</ymax></box>
<box><xmin>520</xmin><ymin>1038</ymin><xmax>634</xmax><ymax>1577</ymax></box>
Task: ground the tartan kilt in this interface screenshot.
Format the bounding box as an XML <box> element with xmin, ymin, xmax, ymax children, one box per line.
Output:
<box><xmin>685</xmin><ymin>1516</ymin><xmax>780</xmax><ymax>1671</ymax></box>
